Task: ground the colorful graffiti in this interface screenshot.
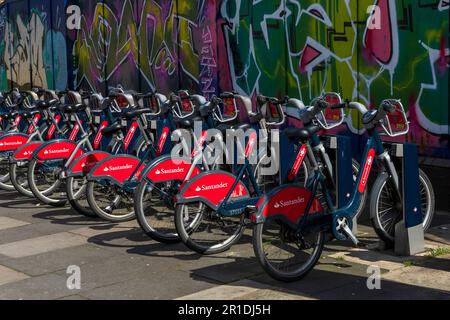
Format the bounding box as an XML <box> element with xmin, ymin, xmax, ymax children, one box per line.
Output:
<box><xmin>0</xmin><ymin>1</ymin><xmax>67</xmax><ymax>90</ymax></box>
<box><xmin>0</xmin><ymin>0</ymin><xmax>448</xmax><ymax>158</ymax></box>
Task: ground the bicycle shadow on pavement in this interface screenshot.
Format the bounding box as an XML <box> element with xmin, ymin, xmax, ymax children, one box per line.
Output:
<box><xmin>187</xmin><ymin>254</ymin><xmax>450</xmax><ymax>299</ymax></box>
<box><xmin>84</xmin><ymin>227</ymin><xmax>255</xmax><ymax>262</ymax></box>
<box><xmin>32</xmin><ymin>207</ymin><xmax>113</xmax><ymax>227</ymax></box>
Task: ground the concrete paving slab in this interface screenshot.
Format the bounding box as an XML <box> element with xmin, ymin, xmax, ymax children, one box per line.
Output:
<box><xmin>177</xmin><ymin>279</ymin><xmax>312</xmax><ymax>300</ymax></box>
<box><xmin>0</xmin><ymin>264</ymin><xmax>29</xmax><ymax>286</ymax></box>
<box><xmin>425</xmin><ymin>224</ymin><xmax>450</xmax><ymax>245</ymax></box>
<box><xmin>383</xmin><ymin>263</ymin><xmax>450</xmax><ymax>293</ymax></box>
<box><xmin>249</xmin><ymin>256</ymin><xmax>385</xmax><ymax>296</ymax></box>
<box><xmin>0</xmin><ymin>273</ymin><xmax>75</xmax><ymax>300</ymax></box>
<box><xmin>0</xmin><ymin>225</ymin><xmax>48</xmax><ymax>246</ymax></box>
<box><xmin>327</xmin><ymin>248</ymin><xmax>410</xmax><ymax>271</ymax></box>
<box><xmin>53</xmin><ymin>253</ymin><xmax>169</xmax><ymax>292</ymax></box>
<box><xmin>0</xmin><ymin>217</ymin><xmax>30</xmax><ymax>230</ymax></box>
<box><xmin>0</xmin><ymin>244</ymin><xmax>117</xmax><ymax>276</ymax></box>
<box><xmin>81</xmin><ymin>270</ymin><xmax>217</xmax><ymax>300</ymax></box>
<box><xmin>57</xmin><ymin>294</ymin><xmax>89</xmax><ymax>300</ymax></box>
<box><xmin>0</xmin><ymin>232</ymin><xmax>87</xmax><ymax>258</ymax></box>
<box><xmin>315</xmin><ymin>278</ymin><xmax>450</xmax><ymax>300</ymax></box>
<box><xmin>69</xmin><ymin>220</ymin><xmax>138</xmax><ymax>238</ymax></box>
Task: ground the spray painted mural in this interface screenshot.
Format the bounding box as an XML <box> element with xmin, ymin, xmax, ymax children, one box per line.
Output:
<box><xmin>0</xmin><ymin>0</ymin><xmax>448</xmax><ymax>158</ymax></box>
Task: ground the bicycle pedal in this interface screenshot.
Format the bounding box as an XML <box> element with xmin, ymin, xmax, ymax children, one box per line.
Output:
<box><xmin>337</xmin><ymin>218</ymin><xmax>359</xmax><ymax>246</ymax></box>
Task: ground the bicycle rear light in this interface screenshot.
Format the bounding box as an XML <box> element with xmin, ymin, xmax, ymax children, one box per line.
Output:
<box><xmin>214</xmin><ymin>95</ymin><xmax>238</xmax><ymax>123</ymax></box>
<box><xmin>315</xmin><ymin>92</ymin><xmax>345</xmax><ymax>130</ymax></box>
<box><xmin>380</xmin><ymin>99</ymin><xmax>409</xmax><ymax>137</ymax></box>
<box><xmin>262</xmin><ymin>100</ymin><xmax>285</xmax><ymax>126</ymax></box>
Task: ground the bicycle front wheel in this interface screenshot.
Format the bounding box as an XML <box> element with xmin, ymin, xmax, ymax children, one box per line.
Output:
<box><xmin>86</xmin><ymin>180</ymin><xmax>135</xmax><ymax>222</ymax></box>
<box><xmin>134</xmin><ymin>179</ymin><xmax>180</xmax><ymax>243</ymax></box>
<box><xmin>252</xmin><ymin>219</ymin><xmax>324</xmax><ymax>282</ymax></box>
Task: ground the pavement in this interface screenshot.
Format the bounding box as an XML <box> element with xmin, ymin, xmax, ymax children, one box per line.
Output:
<box><xmin>0</xmin><ymin>166</ymin><xmax>449</xmax><ymax>300</ymax></box>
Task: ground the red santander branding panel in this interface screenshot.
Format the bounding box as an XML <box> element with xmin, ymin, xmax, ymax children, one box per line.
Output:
<box><xmin>37</xmin><ymin>141</ymin><xmax>84</xmax><ymax>160</ymax></box>
<box><xmin>288</xmin><ymin>144</ymin><xmax>307</xmax><ymax>181</ymax></box>
<box><xmin>14</xmin><ymin>115</ymin><xmax>22</xmax><ymax>126</ymax></box>
<box><xmin>13</xmin><ymin>141</ymin><xmax>43</xmax><ymax>160</ymax></box>
<box><xmin>124</xmin><ymin>121</ymin><xmax>138</xmax><ymax>150</ymax></box>
<box><xmin>47</xmin><ymin>115</ymin><xmax>61</xmax><ymax>140</ymax></box>
<box><xmin>70</xmin><ymin>151</ymin><xmax>111</xmax><ymax>174</ymax></box>
<box><xmin>147</xmin><ymin>158</ymin><xmax>200</xmax><ymax>182</ymax></box>
<box><xmin>245</xmin><ymin>131</ymin><xmax>258</xmax><ymax>159</ymax></box>
<box><xmin>93</xmin><ymin>121</ymin><xmax>108</xmax><ymax>149</ymax></box>
<box><xmin>91</xmin><ymin>156</ymin><xmax>143</xmax><ymax>183</ymax></box>
<box><xmin>156</xmin><ymin>127</ymin><xmax>170</xmax><ymax>156</ymax></box>
<box><xmin>69</xmin><ymin>123</ymin><xmax>81</xmax><ymax>141</ymax></box>
<box><xmin>260</xmin><ymin>186</ymin><xmax>322</xmax><ymax>225</ymax></box>
<box><xmin>27</xmin><ymin>114</ymin><xmax>41</xmax><ymax>134</ymax></box>
<box><xmin>0</xmin><ymin>135</ymin><xmax>29</xmax><ymax>151</ymax></box>
<box><xmin>358</xmin><ymin>148</ymin><xmax>375</xmax><ymax>193</ymax></box>
<box><xmin>181</xmin><ymin>173</ymin><xmax>249</xmax><ymax>207</ymax></box>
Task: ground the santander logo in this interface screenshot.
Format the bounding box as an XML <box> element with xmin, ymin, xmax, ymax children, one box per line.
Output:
<box><xmin>0</xmin><ymin>140</ymin><xmax>24</xmax><ymax>147</ymax></box>
<box><xmin>194</xmin><ymin>182</ymin><xmax>229</xmax><ymax>192</ymax></box>
<box><xmin>43</xmin><ymin>148</ymin><xmax>70</xmax><ymax>155</ymax></box>
<box><xmin>103</xmin><ymin>163</ymin><xmax>134</xmax><ymax>172</ymax></box>
<box><xmin>155</xmin><ymin>167</ymin><xmax>184</xmax><ymax>175</ymax></box>
<box><xmin>273</xmin><ymin>196</ymin><xmax>305</xmax><ymax>209</ymax></box>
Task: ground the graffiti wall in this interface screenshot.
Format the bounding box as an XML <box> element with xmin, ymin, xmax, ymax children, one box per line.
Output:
<box><xmin>0</xmin><ymin>0</ymin><xmax>448</xmax><ymax>158</ymax></box>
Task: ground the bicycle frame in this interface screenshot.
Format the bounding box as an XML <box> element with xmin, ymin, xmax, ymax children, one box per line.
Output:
<box><xmin>295</xmin><ymin>129</ymin><xmax>401</xmax><ymax>239</ymax></box>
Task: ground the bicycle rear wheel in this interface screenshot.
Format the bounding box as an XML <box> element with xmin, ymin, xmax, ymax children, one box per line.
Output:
<box><xmin>66</xmin><ymin>176</ymin><xmax>97</xmax><ymax>217</ymax></box>
<box><xmin>370</xmin><ymin>169</ymin><xmax>435</xmax><ymax>244</ymax></box>
<box><xmin>28</xmin><ymin>158</ymin><xmax>67</xmax><ymax>206</ymax></box>
<box><xmin>10</xmin><ymin>162</ymin><xmax>33</xmax><ymax>197</ymax></box>
<box><xmin>0</xmin><ymin>156</ymin><xmax>15</xmax><ymax>191</ymax></box>
<box><xmin>253</xmin><ymin>219</ymin><xmax>324</xmax><ymax>282</ymax></box>
<box><xmin>174</xmin><ymin>202</ymin><xmax>246</xmax><ymax>255</ymax></box>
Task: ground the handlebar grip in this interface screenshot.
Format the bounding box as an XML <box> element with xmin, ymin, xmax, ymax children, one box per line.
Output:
<box><xmin>210</xmin><ymin>96</ymin><xmax>222</xmax><ymax>106</ymax></box>
<box><xmin>330</xmin><ymin>102</ymin><xmax>348</xmax><ymax>109</ymax></box>
<box><xmin>256</xmin><ymin>95</ymin><xmax>267</xmax><ymax>105</ymax></box>
<box><xmin>381</xmin><ymin>101</ymin><xmax>396</xmax><ymax>113</ymax></box>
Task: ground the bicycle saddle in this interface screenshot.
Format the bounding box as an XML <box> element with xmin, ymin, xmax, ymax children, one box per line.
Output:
<box><xmin>175</xmin><ymin>117</ymin><xmax>203</xmax><ymax>129</ymax></box>
<box><xmin>284</xmin><ymin>125</ymin><xmax>320</xmax><ymax>141</ymax></box>
<box><xmin>20</xmin><ymin>110</ymin><xmax>40</xmax><ymax>118</ymax></box>
<box><xmin>101</xmin><ymin>123</ymin><xmax>123</xmax><ymax>136</ymax></box>
<box><xmin>36</xmin><ymin>99</ymin><xmax>59</xmax><ymax>109</ymax></box>
<box><xmin>216</xmin><ymin>123</ymin><xmax>252</xmax><ymax>135</ymax></box>
<box><xmin>362</xmin><ymin>109</ymin><xmax>378</xmax><ymax>125</ymax></box>
<box><xmin>60</xmin><ymin>103</ymin><xmax>86</xmax><ymax>113</ymax></box>
<box><xmin>122</xmin><ymin>108</ymin><xmax>152</xmax><ymax>119</ymax></box>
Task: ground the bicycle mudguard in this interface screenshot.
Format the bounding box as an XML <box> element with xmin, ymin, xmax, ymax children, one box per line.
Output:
<box><xmin>11</xmin><ymin>141</ymin><xmax>44</xmax><ymax>162</ymax></box>
<box><xmin>141</xmin><ymin>155</ymin><xmax>201</xmax><ymax>183</ymax></box>
<box><xmin>32</xmin><ymin>140</ymin><xmax>84</xmax><ymax>161</ymax></box>
<box><xmin>176</xmin><ymin>170</ymin><xmax>250</xmax><ymax>210</ymax></box>
<box><xmin>0</xmin><ymin>133</ymin><xmax>29</xmax><ymax>152</ymax></box>
<box><xmin>252</xmin><ymin>185</ymin><xmax>323</xmax><ymax>228</ymax></box>
<box><xmin>87</xmin><ymin>155</ymin><xmax>145</xmax><ymax>186</ymax></box>
<box><xmin>66</xmin><ymin>151</ymin><xmax>111</xmax><ymax>177</ymax></box>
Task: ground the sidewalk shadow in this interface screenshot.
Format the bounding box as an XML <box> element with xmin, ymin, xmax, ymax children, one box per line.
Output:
<box><xmin>187</xmin><ymin>255</ymin><xmax>450</xmax><ymax>299</ymax></box>
<box><xmin>32</xmin><ymin>208</ymin><xmax>107</xmax><ymax>226</ymax></box>
<box><xmin>85</xmin><ymin>227</ymin><xmax>254</xmax><ymax>262</ymax></box>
